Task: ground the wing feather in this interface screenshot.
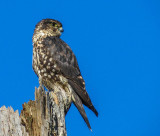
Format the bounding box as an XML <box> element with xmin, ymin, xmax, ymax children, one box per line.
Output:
<box><xmin>42</xmin><ymin>36</ymin><xmax>98</xmax><ymax>117</ymax></box>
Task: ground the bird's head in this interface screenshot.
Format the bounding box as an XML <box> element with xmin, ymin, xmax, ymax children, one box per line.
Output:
<box><xmin>33</xmin><ymin>19</ymin><xmax>63</xmax><ymax>42</ymax></box>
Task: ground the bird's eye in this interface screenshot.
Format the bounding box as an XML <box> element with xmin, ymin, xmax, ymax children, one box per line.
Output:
<box><xmin>55</xmin><ymin>24</ymin><xmax>58</xmax><ymax>27</ymax></box>
<box><xmin>51</xmin><ymin>22</ymin><xmax>57</xmax><ymax>27</ymax></box>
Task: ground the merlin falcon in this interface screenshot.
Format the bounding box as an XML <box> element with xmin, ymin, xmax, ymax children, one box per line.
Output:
<box><xmin>32</xmin><ymin>19</ymin><xmax>98</xmax><ymax>129</ymax></box>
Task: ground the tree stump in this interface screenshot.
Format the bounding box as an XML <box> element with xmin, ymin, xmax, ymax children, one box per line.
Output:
<box><xmin>0</xmin><ymin>86</ymin><xmax>72</xmax><ymax>136</ymax></box>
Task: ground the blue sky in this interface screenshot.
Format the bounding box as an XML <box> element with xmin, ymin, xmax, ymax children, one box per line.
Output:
<box><xmin>0</xmin><ymin>0</ymin><xmax>160</xmax><ymax>136</ymax></box>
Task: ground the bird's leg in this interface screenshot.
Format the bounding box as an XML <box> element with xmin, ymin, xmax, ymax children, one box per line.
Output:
<box><xmin>39</xmin><ymin>76</ymin><xmax>44</xmax><ymax>90</ymax></box>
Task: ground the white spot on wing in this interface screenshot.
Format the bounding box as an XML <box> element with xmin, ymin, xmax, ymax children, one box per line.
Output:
<box><xmin>78</xmin><ymin>76</ymin><xmax>83</xmax><ymax>79</ymax></box>
<box><xmin>38</xmin><ymin>70</ymin><xmax>40</xmax><ymax>74</ymax></box>
<box><xmin>43</xmin><ymin>68</ymin><xmax>46</xmax><ymax>72</ymax></box>
<box><xmin>47</xmin><ymin>66</ymin><xmax>50</xmax><ymax>69</ymax></box>
<box><xmin>44</xmin><ymin>73</ymin><xmax>47</xmax><ymax>76</ymax></box>
<box><xmin>54</xmin><ymin>64</ymin><xmax>57</xmax><ymax>68</ymax></box>
<box><xmin>48</xmin><ymin>75</ymin><xmax>51</xmax><ymax>78</ymax></box>
<box><xmin>49</xmin><ymin>58</ymin><xmax>53</xmax><ymax>62</ymax></box>
<box><xmin>45</xmin><ymin>56</ymin><xmax>48</xmax><ymax>60</ymax></box>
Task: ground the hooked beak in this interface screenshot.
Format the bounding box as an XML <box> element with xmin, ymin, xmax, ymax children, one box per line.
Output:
<box><xmin>58</xmin><ymin>27</ymin><xmax>64</xmax><ymax>32</ymax></box>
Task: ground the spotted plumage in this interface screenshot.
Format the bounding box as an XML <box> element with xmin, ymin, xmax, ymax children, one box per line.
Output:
<box><xmin>32</xmin><ymin>19</ymin><xmax>98</xmax><ymax>130</ymax></box>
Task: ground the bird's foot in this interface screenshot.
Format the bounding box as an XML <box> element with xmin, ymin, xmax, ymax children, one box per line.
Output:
<box><xmin>39</xmin><ymin>76</ymin><xmax>44</xmax><ymax>91</ymax></box>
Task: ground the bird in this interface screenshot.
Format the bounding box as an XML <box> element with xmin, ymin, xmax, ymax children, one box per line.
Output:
<box><xmin>32</xmin><ymin>19</ymin><xmax>98</xmax><ymax>130</ymax></box>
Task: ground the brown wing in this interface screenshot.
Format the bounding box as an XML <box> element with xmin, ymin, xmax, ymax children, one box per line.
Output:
<box><xmin>42</xmin><ymin>36</ymin><xmax>98</xmax><ymax>117</ymax></box>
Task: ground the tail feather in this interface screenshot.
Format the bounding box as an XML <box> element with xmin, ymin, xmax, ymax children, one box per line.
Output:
<box><xmin>72</xmin><ymin>91</ymin><xmax>92</xmax><ymax>130</ymax></box>
<box><xmin>90</xmin><ymin>105</ymin><xmax>98</xmax><ymax>117</ymax></box>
